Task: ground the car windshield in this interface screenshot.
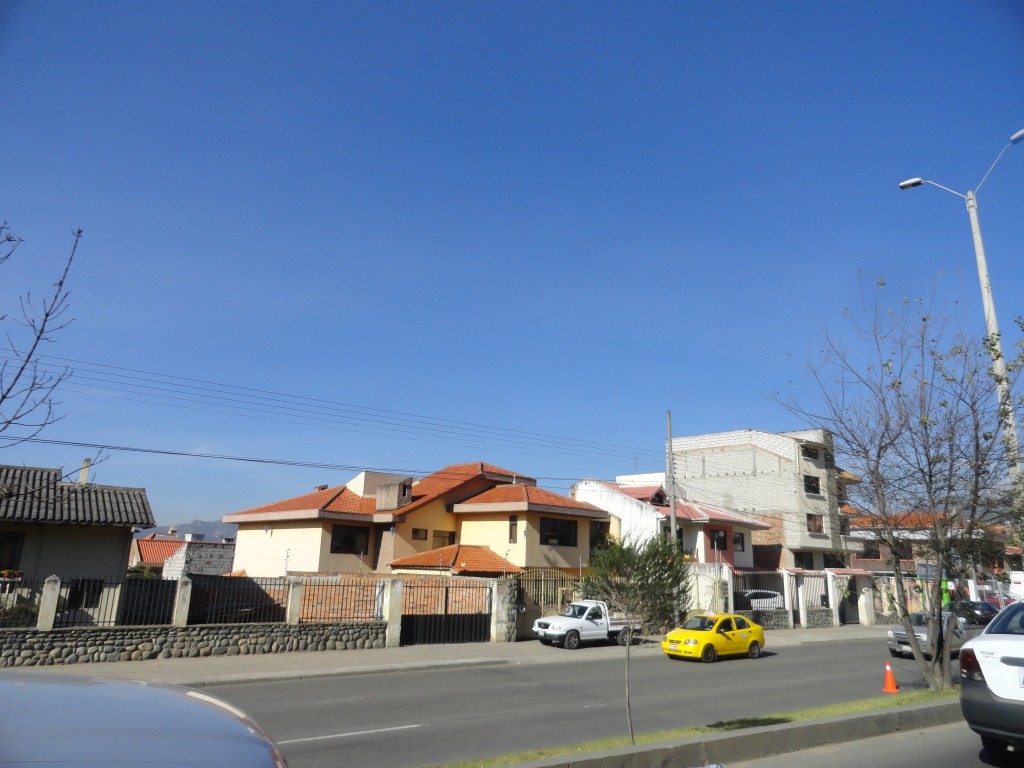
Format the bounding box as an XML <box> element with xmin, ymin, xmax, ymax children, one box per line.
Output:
<box><xmin>561</xmin><ymin>604</ymin><xmax>589</xmax><ymax>619</ymax></box>
<box><xmin>680</xmin><ymin>616</ymin><xmax>716</xmax><ymax>632</ymax></box>
<box><xmin>985</xmin><ymin>602</ymin><xmax>1024</xmax><ymax>636</ymax></box>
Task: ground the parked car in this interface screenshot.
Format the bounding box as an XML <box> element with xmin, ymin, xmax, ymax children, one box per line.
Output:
<box><xmin>961</xmin><ymin>600</ymin><xmax>1000</xmax><ymax>626</ymax></box>
<box><xmin>0</xmin><ymin>674</ymin><xmax>289</xmax><ymax>767</ymax></box>
<box><xmin>886</xmin><ymin>610</ymin><xmax>981</xmax><ymax>658</ymax></box>
<box><xmin>662</xmin><ymin>612</ymin><xmax>765</xmax><ymax>663</ymax></box>
<box><xmin>733</xmin><ymin>589</ymin><xmax>785</xmax><ymax>610</ymax></box>
<box><xmin>959</xmin><ymin>600</ymin><xmax>1024</xmax><ymax>764</ymax></box>
<box><xmin>532</xmin><ymin>599</ymin><xmax>641</xmax><ymax>649</ymax></box>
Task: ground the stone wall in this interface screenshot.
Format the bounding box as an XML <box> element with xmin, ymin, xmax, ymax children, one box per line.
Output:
<box><xmin>0</xmin><ymin>621</ymin><xmax>385</xmax><ymax>668</ymax></box>
<box><xmin>734</xmin><ymin>608</ymin><xmax>790</xmax><ymax>630</ymax></box>
<box><xmin>803</xmin><ymin>607</ymin><xmax>834</xmax><ymax>629</ymax></box>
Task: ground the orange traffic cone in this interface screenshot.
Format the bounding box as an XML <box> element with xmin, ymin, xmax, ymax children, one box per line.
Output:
<box><xmin>882</xmin><ymin>660</ymin><xmax>900</xmax><ymax>693</ymax></box>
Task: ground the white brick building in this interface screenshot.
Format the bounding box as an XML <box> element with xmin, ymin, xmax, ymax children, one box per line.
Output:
<box><xmin>621</xmin><ymin>428</ymin><xmax>860</xmax><ymax>569</ymax></box>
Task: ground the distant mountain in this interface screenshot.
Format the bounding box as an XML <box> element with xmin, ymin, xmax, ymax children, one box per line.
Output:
<box><xmin>136</xmin><ymin>518</ymin><xmax>237</xmax><ymax>541</ymax></box>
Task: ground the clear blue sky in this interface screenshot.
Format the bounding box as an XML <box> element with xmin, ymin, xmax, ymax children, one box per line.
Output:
<box><xmin>2</xmin><ymin>1</ymin><xmax>1023</xmax><ymax>526</ymax></box>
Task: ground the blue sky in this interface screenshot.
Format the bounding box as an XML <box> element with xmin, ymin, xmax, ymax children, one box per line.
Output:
<box><xmin>2</xmin><ymin>1</ymin><xmax>1023</xmax><ymax>526</ymax></box>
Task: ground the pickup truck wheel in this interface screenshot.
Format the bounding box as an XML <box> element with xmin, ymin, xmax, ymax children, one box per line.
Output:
<box><xmin>617</xmin><ymin>628</ymin><xmax>631</xmax><ymax>646</ymax></box>
<box><xmin>564</xmin><ymin>630</ymin><xmax>581</xmax><ymax>650</ymax></box>
<box><xmin>701</xmin><ymin>644</ymin><xmax>717</xmax><ymax>663</ymax></box>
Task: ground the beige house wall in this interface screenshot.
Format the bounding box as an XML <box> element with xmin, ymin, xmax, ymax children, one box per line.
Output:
<box><xmin>392</xmin><ymin>501</ymin><xmax>457</xmax><ymax>561</ymax></box>
<box><xmin>1</xmin><ymin>523</ymin><xmax>131</xmax><ymax>580</ymax></box>
<box><xmin>458</xmin><ymin>514</ymin><xmax>526</xmax><ymax>566</ymax></box>
<box><xmin>232</xmin><ymin>522</ymin><xmax>323</xmax><ymax>577</ymax></box>
<box><xmin>316</xmin><ymin>521</ymin><xmax>375</xmax><ymax>574</ymax></box>
<box><xmin>524</xmin><ymin>513</ymin><xmax>593</xmax><ymax>570</ymax></box>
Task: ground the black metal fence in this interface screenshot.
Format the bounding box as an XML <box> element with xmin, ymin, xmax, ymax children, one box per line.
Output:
<box><xmin>187</xmin><ymin>575</ymin><xmax>289</xmax><ymax>625</ymax></box>
<box><xmin>0</xmin><ymin>577</ymin><xmax>43</xmax><ymax>628</ymax></box>
<box><xmin>400</xmin><ymin>578</ymin><xmax>491</xmax><ymax>645</ymax></box>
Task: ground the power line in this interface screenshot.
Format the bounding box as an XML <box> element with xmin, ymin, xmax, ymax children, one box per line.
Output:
<box><xmin>1</xmin><ymin>350</ymin><xmax>665</xmax><ymax>467</ymax></box>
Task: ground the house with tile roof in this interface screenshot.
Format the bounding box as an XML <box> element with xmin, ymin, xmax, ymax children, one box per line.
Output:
<box><xmin>390</xmin><ymin>544</ymin><xmax>522</xmax><ymax>577</ymax></box>
<box><xmin>222</xmin><ymin>462</ymin><xmax>609</xmax><ymax>577</ymax></box>
<box><xmin>128</xmin><ymin>535</ymin><xmax>184</xmax><ymax>573</ymax></box>
<box><xmin>0</xmin><ymin>461</ymin><xmax>155</xmax><ymax>581</ymax></box>
<box><xmin>571</xmin><ymin>478</ymin><xmax>772</xmax><ymax>568</ymax></box>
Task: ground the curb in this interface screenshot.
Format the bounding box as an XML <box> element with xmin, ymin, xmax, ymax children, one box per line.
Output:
<box><xmin>505</xmin><ymin>700</ymin><xmax>962</xmax><ymax>768</ymax></box>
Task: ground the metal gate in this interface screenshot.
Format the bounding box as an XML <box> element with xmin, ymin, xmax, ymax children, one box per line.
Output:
<box><xmin>513</xmin><ymin>568</ymin><xmax>578</xmax><ymax>641</ymax></box>
<box><xmin>400</xmin><ymin>578</ymin><xmax>491</xmax><ymax>646</ymax></box>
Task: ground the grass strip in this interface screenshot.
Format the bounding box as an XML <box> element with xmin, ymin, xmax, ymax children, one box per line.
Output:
<box><xmin>429</xmin><ymin>688</ymin><xmax>957</xmax><ymax>768</ymax></box>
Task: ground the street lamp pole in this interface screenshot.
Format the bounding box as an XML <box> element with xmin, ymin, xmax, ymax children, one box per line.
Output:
<box><xmin>899</xmin><ymin>128</ymin><xmax>1024</xmax><ymax>486</ymax></box>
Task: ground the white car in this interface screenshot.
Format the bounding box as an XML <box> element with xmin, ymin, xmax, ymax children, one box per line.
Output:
<box><xmin>959</xmin><ymin>600</ymin><xmax>1024</xmax><ymax>763</ymax></box>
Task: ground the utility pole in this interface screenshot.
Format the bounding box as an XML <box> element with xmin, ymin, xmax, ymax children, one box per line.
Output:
<box><xmin>666</xmin><ymin>410</ymin><xmax>677</xmax><ymax>544</ymax></box>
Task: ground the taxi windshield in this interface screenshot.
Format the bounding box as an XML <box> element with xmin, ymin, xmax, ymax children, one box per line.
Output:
<box><xmin>680</xmin><ymin>616</ymin><xmax>716</xmax><ymax>632</ymax></box>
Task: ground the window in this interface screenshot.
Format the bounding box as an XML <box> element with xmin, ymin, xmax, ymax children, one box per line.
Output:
<box><xmin>0</xmin><ymin>532</ymin><xmax>25</xmax><ymax>571</ymax></box>
<box><xmin>824</xmin><ymin>449</ymin><xmax>835</xmax><ymax>468</ymax></box>
<box><xmin>823</xmin><ymin>553</ymin><xmax>846</xmax><ymax>569</ymax></box>
<box><xmin>894</xmin><ymin>542</ymin><xmax>913</xmax><ymax>561</ymax></box>
<box><xmin>794</xmin><ymin>551</ymin><xmax>814</xmax><ymax>569</ymax></box>
<box><xmin>508</xmin><ymin>515</ymin><xmax>518</xmax><ymax>544</ymax></box>
<box><xmin>732</xmin><ymin>532</ymin><xmax>745</xmax><ymax>552</ymax></box>
<box><xmin>861</xmin><ymin>541</ymin><xmax>881</xmax><ymax>559</ymax></box>
<box><xmin>709</xmin><ymin>529</ymin><xmax>728</xmax><ymax>550</ymax></box>
<box><xmin>539</xmin><ymin>517</ymin><xmax>577</xmax><ymax>547</ymax></box>
<box><xmin>432</xmin><ymin>530</ymin><xmax>456</xmax><ymax>548</ymax></box>
<box><xmin>801</xmin><ymin>446</ymin><xmax>820</xmax><ymax>461</ymax></box>
<box><xmin>330</xmin><ymin>524</ymin><xmax>370</xmax><ymax>555</ymax></box>
<box><xmin>411</xmin><ymin>528</ymin><xmax>428</xmax><ymax>541</ymax></box>
<box><xmin>806</xmin><ymin>513</ymin><xmax>824</xmax><ymax>534</ymax></box>
<box><xmin>803</xmin><ymin>475</ymin><xmax>821</xmax><ymax>495</ymax></box>
<box><xmin>66</xmin><ymin>578</ymin><xmax>102</xmax><ymax>609</ymax></box>
<box><xmin>734</xmin><ymin>616</ymin><xmax>750</xmax><ymax>630</ymax></box>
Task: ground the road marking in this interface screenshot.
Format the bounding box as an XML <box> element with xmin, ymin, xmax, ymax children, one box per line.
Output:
<box><xmin>278</xmin><ymin>724</ymin><xmax>422</xmax><ymax>744</ymax></box>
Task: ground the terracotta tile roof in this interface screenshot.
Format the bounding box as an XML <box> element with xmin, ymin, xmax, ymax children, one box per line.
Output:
<box><xmin>0</xmin><ymin>464</ymin><xmax>155</xmax><ymax>528</ymax></box>
<box><xmin>459</xmin><ymin>484</ymin><xmax>606</xmax><ymax>516</ymax></box>
<box><xmin>226</xmin><ymin>485</ymin><xmax>346</xmax><ymax>517</ymax></box>
<box><xmin>617</xmin><ymin>485</ymin><xmax>664</xmax><ymax>501</ymax></box>
<box><xmin>390</xmin><ymin>544</ymin><xmax>522</xmax><ymax>574</ymax></box>
<box><xmin>136</xmin><ymin>539</ymin><xmax>183</xmax><ymax>564</ymax></box>
<box><xmin>596</xmin><ymin>480</ymin><xmax>769</xmax><ymax>530</ymax></box>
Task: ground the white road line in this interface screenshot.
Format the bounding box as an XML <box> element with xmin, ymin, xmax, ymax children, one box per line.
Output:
<box><xmin>278</xmin><ymin>724</ymin><xmax>422</xmax><ymax>744</ymax></box>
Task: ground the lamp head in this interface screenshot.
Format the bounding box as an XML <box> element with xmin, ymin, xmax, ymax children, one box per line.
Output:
<box><xmin>1010</xmin><ymin>128</ymin><xmax>1024</xmax><ymax>145</ymax></box>
<box><xmin>898</xmin><ymin>178</ymin><xmax>925</xmax><ymax>190</ymax></box>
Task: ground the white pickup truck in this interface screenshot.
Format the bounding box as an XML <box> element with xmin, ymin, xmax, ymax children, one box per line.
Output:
<box><xmin>532</xmin><ymin>599</ymin><xmax>641</xmax><ymax>649</ymax></box>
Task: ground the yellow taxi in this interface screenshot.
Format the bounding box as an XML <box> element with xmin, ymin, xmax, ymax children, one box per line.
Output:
<box><xmin>661</xmin><ymin>612</ymin><xmax>765</xmax><ymax>662</ymax></box>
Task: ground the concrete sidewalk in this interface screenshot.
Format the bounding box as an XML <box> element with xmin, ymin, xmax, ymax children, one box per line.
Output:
<box><xmin>3</xmin><ymin>623</ymin><xmax>890</xmax><ymax>688</ymax></box>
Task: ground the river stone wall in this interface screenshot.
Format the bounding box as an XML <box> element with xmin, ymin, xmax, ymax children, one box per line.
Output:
<box><xmin>0</xmin><ymin>621</ymin><xmax>385</xmax><ymax>668</ymax></box>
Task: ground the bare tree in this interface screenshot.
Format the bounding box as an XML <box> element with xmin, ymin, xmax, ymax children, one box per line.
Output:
<box><xmin>582</xmin><ymin>536</ymin><xmax>691</xmax><ymax>744</ymax></box>
<box><xmin>0</xmin><ymin>223</ymin><xmax>80</xmax><ymax>446</ymax></box>
<box><xmin>775</xmin><ymin>283</ymin><xmax>1020</xmax><ymax>691</ymax></box>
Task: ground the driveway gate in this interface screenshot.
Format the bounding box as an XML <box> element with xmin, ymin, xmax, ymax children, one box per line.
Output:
<box><xmin>400</xmin><ymin>578</ymin><xmax>491</xmax><ymax>646</ymax></box>
<box><xmin>513</xmin><ymin>568</ymin><xmax>578</xmax><ymax>640</ymax></box>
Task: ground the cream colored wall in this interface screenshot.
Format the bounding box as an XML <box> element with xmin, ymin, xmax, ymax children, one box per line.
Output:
<box><xmin>523</xmin><ymin>514</ymin><xmax>593</xmax><ymax>569</ymax></box>
<box><xmin>458</xmin><ymin>514</ymin><xmax>526</xmax><ymax>566</ymax></box>
<box><xmin>6</xmin><ymin>524</ymin><xmax>131</xmax><ymax>580</ymax></box>
<box><xmin>232</xmin><ymin>522</ymin><xmax>323</xmax><ymax>577</ymax></box>
<box><xmin>317</xmin><ymin>522</ymin><xmax>375</xmax><ymax>574</ymax></box>
<box><xmin>392</xmin><ymin>501</ymin><xmax>457</xmax><ymax>561</ymax></box>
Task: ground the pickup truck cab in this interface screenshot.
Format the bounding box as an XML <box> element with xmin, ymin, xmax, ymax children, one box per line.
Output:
<box><xmin>532</xmin><ymin>599</ymin><xmax>639</xmax><ymax>649</ymax></box>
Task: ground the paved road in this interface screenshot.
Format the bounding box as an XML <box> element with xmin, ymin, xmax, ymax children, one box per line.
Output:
<box><xmin>729</xmin><ymin>719</ymin><xmax>1022</xmax><ymax>768</ymax></box>
<box><xmin>206</xmin><ymin>637</ymin><xmax>928</xmax><ymax>768</ymax></box>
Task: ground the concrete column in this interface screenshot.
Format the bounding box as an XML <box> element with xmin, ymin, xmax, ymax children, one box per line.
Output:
<box><xmin>825</xmin><ymin>570</ymin><xmax>840</xmax><ymax>627</ymax></box>
<box><xmin>172</xmin><ymin>576</ymin><xmax>192</xmax><ymax>628</ymax></box>
<box><xmin>781</xmin><ymin>571</ymin><xmax>795</xmax><ymax>629</ymax></box>
<box><xmin>490</xmin><ymin>578</ymin><xmax>514</xmax><ymax>643</ymax></box>
<box><xmin>381</xmin><ymin>578</ymin><xmax>403</xmax><ymax>648</ymax></box>
<box><xmin>285</xmin><ymin>576</ymin><xmax>303</xmax><ymax>625</ymax></box>
<box><xmin>36</xmin><ymin>575</ymin><xmax>60</xmax><ymax>631</ymax></box>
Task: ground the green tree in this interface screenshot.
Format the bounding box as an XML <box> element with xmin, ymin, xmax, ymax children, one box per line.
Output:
<box><xmin>582</xmin><ymin>535</ymin><xmax>691</xmax><ymax>744</ymax></box>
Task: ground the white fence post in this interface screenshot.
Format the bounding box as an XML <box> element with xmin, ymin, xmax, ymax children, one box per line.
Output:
<box><xmin>382</xmin><ymin>578</ymin><xmax>403</xmax><ymax>648</ymax></box>
<box><xmin>171</xmin><ymin>576</ymin><xmax>192</xmax><ymax>628</ymax></box>
<box><xmin>285</xmin><ymin>576</ymin><xmax>303</xmax><ymax>625</ymax></box>
<box><xmin>36</xmin><ymin>575</ymin><xmax>61</xmax><ymax>631</ymax></box>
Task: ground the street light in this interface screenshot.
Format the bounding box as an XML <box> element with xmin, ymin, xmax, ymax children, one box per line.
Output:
<box><xmin>899</xmin><ymin>128</ymin><xmax>1024</xmax><ymax>485</ymax></box>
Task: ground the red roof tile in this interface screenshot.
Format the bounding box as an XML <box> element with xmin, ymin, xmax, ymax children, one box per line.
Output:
<box><xmin>136</xmin><ymin>539</ymin><xmax>183</xmax><ymax>564</ymax></box>
<box><xmin>460</xmin><ymin>484</ymin><xmax>605</xmax><ymax>514</ymax></box>
<box><xmin>390</xmin><ymin>544</ymin><xmax>522</xmax><ymax>574</ymax></box>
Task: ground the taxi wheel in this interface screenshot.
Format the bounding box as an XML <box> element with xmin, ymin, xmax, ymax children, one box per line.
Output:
<box><xmin>747</xmin><ymin>641</ymin><xmax>761</xmax><ymax>659</ymax></box>
<box><xmin>564</xmin><ymin>631</ymin><xmax>581</xmax><ymax>650</ymax></box>
<box><xmin>701</xmin><ymin>644</ymin><xmax>717</xmax><ymax>663</ymax></box>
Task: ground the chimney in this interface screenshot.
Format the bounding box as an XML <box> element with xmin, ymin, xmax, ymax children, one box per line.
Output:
<box><xmin>314</xmin><ymin>484</ymin><xmax>328</xmax><ymax>492</ymax></box>
<box><xmin>78</xmin><ymin>458</ymin><xmax>91</xmax><ymax>484</ymax></box>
